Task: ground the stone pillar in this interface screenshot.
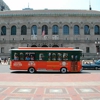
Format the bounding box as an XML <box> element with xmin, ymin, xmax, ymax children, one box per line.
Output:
<box><xmin>16</xmin><ymin>25</ymin><xmax>21</xmax><ymax>47</ymax></box>
<box><xmin>48</xmin><ymin>26</ymin><xmax>52</xmax><ymax>39</ymax></box>
<box><xmin>27</xmin><ymin>27</ymin><xmax>31</xmax><ymax>40</ymax></box>
<box><xmin>69</xmin><ymin>26</ymin><xmax>73</xmax><ymax>40</ymax></box>
<box><xmin>37</xmin><ymin>26</ymin><xmax>42</xmax><ymax>40</ymax></box>
<box><xmin>59</xmin><ymin>25</ymin><xmax>63</xmax><ymax>40</ymax></box>
<box><xmin>80</xmin><ymin>26</ymin><xmax>84</xmax><ymax>40</ymax></box>
<box><xmin>6</xmin><ymin>27</ymin><xmax>10</xmax><ymax>40</ymax></box>
<box><xmin>90</xmin><ymin>26</ymin><xmax>94</xmax><ymax>36</ymax></box>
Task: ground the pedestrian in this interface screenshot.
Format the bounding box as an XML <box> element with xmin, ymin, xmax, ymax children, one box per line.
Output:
<box><xmin>4</xmin><ymin>58</ymin><xmax>7</xmax><ymax>63</ymax></box>
<box><xmin>0</xmin><ymin>57</ymin><xmax>1</xmax><ymax>63</ymax></box>
<box><xmin>93</xmin><ymin>58</ymin><xmax>94</xmax><ymax>62</ymax></box>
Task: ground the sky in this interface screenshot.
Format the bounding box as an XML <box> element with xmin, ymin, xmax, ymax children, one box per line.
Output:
<box><xmin>3</xmin><ymin>0</ymin><xmax>100</xmax><ymax>11</ymax></box>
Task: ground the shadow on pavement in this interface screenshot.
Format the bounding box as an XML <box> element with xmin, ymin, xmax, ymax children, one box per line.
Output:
<box><xmin>11</xmin><ymin>70</ymin><xmax>90</xmax><ymax>74</ymax></box>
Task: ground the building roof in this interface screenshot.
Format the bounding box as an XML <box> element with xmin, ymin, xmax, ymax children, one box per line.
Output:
<box><xmin>0</xmin><ymin>0</ymin><xmax>10</xmax><ymax>10</ymax></box>
<box><xmin>0</xmin><ymin>9</ymin><xmax>100</xmax><ymax>17</ymax></box>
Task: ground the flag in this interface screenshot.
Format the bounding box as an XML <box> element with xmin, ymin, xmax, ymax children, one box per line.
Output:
<box><xmin>32</xmin><ymin>29</ymin><xmax>34</xmax><ymax>35</ymax></box>
<box><xmin>31</xmin><ymin>28</ymin><xmax>35</xmax><ymax>40</ymax></box>
<box><xmin>32</xmin><ymin>28</ymin><xmax>35</xmax><ymax>36</ymax></box>
<box><xmin>87</xmin><ymin>28</ymin><xmax>90</xmax><ymax>34</ymax></box>
<box><xmin>86</xmin><ymin>26</ymin><xmax>90</xmax><ymax>34</ymax></box>
<box><xmin>42</xmin><ymin>30</ymin><xmax>45</xmax><ymax>36</ymax></box>
<box><xmin>1</xmin><ymin>29</ymin><xmax>4</xmax><ymax>35</ymax></box>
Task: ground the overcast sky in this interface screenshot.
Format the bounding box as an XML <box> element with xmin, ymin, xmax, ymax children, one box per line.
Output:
<box><xmin>3</xmin><ymin>0</ymin><xmax>100</xmax><ymax>11</ymax></box>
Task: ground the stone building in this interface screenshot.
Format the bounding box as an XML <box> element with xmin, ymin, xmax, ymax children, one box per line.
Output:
<box><xmin>0</xmin><ymin>0</ymin><xmax>10</xmax><ymax>11</ymax></box>
<box><xmin>0</xmin><ymin>9</ymin><xmax>100</xmax><ymax>59</ymax></box>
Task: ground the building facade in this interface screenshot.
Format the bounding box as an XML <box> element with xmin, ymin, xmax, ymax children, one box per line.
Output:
<box><xmin>0</xmin><ymin>10</ymin><xmax>100</xmax><ymax>59</ymax></box>
<box><xmin>0</xmin><ymin>0</ymin><xmax>10</xmax><ymax>11</ymax></box>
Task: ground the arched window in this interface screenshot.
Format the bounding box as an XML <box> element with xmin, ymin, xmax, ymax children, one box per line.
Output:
<box><xmin>94</xmin><ymin>25</ymin><xmax>100</xmax><ymax>35</ymax></box>
<box><xmin>1</xmin><ymin>26</ymin><xmax>6</xmax><ymax>35</ymax></box>
<box><xmin>11</xmin><ymin>25</ymin><xmax>16</xmax><ymax>35</ymax></box>
<box><xmin>74</xmin><ymin>25</ymin><xmax>79</xmax><ymax>35</ymax></box>
<box><xmin>31</xmin><ymin>25</ymin><xmax>37</xmax><ymax>35</ymax></box>
<box><xmin>42</xmin><ymin>25</ymin><xmax>48</xmax><ymax>35</ymax></box>
<box><xmin>21</xmin><ymin>25</ymin><xmax>27</xmax><ymax>35</ymax></box>
<box><xmin>52</xmin><ymin>45</ymin><xmax>59</xmax><ymax>47</ymax></box>
<box><xmin>84</xmin><ymin>25</ymin><xmax>90</xmax><ymax>35</ymax></box>
<box><xmin>63</xmin><ymin>25</ymin><xmax>69</xmax><ymax>35</ymax></box>
<box><xmin>42</xmin><ymin>45</ymin><xmax>48</xmax><ymax>47</ymax></box>
<box><xmin>52</xmin><ymin>25</ymin><xmax>59</xmax><ymax>35</ymax></box>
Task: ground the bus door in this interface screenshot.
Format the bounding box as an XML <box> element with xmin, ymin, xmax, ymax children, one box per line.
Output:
<box><xmin>37</xmin><ymin>53</ymin><xmax>47</xmax><ymax>70</ymax></box>
<box><xmin>47</xmin><ymin>52</ymin><xmax>61</xmax><ymax>70</ymax></box>
<box><xmin>71</xmin><ymin>54</ymin><xmax>78</xmax><ymax>72</ymax></box>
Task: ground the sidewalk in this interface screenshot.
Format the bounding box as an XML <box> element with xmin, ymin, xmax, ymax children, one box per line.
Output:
<box><xmin>0</xmin><ymin>73</ymin><xmax>100</xmax><ymax>100</ymax></box>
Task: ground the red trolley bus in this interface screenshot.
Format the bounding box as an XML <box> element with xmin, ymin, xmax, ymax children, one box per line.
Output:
<box><xmin>10</xmin><ymin>47</ymin><xmax>83</xmax><ymax>73</ymax></box>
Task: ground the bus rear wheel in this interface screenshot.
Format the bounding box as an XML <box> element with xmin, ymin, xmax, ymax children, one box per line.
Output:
<box><xmin>60</xmin><ymin>68</ymin><xmax>67</xmax><ymax>73</ymax></box>
<box><xmin>28</xmin><ymin>67</ymin><xmax>35</xmax><ymax>73</ymax></box>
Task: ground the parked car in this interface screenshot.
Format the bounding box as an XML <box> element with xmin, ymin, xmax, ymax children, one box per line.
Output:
<box><xmin>82</xmin><ymin>60</ymin><xmax>100</xmax><ymax>70</ymax></box>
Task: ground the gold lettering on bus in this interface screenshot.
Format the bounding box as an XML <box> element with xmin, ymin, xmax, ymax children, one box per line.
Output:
<box><xmin>62</xmin><ymin>61</ymin><xmax>67</xmax><ymax>67</ymax></box>
<box><xmin>13</xmin><ymin>62</ymin><xmax>22</xmax><ymax>67</ymax></box>
<box><xmin>28</xmin><ymin>61</ymin><xmax>35</xmax><ymax>66</ymax></box>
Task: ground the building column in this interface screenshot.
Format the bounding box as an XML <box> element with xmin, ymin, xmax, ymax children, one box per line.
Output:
<box><xmin>6</xmin><ymin>27</ymin><xmax>10</xmax><ymax>40</ymax></box>
<box><xmin>27</xmin><ymin>27</ymin><xmax>31</xmax><ymax>40</ymax></box>
<box><xmin>48</xmin><ymin>26</ymin><xmax>52</xmax><ymax>41</ymax></box>
<box><xmin>16</xmin><ymin>25</ymin><xmax>21</xmax><ymax>47</ymax></box>
<box><xmin>59</xmin><ymin>25</ymin><xmax>63</xmax><ymax>40</ymax></box>
<box><xmin>69</xmin><ymin>25</ymin><xmax>73</xmax><ymax>40</ymax></box>
<box><xmin>37</xmin><ymin>26</ymin><xmax>42</xmax><ymax>40</ymax></box>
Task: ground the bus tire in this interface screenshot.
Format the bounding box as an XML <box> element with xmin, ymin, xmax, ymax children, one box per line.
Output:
<box><xmin>28</xmin><ymin>67</ymin><xmax>35</xmax><ymax>73</ymax></box>
<box><xmin>60</xmin><ymin>67</ymin><xmax>67</xmax><ymax>73</ymax></box>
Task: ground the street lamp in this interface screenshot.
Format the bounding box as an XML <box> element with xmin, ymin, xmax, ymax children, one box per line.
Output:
<box><xmin>95</xmin><ymin>41</ymin><xmax>100</xmax><ymax>60</ymax></box>
<box><xmin>97</xmin><ymin>52</ymin><xmax>99</xmax><ymax>60</ymax></box>
<box><xmin>97</xmin><ymin>52</ymin><xmax>99</xmax><ymax>55</ymax></box>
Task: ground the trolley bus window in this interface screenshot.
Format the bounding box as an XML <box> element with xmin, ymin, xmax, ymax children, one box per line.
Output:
<box><xmin>29</xmin><ymin>52</ymin><xmax>35</xmax><ymax>61</ymax></box>
<box><xmin>25</xmin><ymin>52</ymin><xmax>30</xmax><ymax>61</ymax></box>
<box><xmin>52</xmin><ymin>53</ymin><xmax>56</xmax><ymax>61</ymax></box>
<box><xmin>48</xmin><ymin>52</ymin><xmax>51</xmax><ymax>61</ymax></box>
<box><xmin>63</xmin><ymin>53</ymin><xmax>68</xmax><ymax>60</ymax></box>
<box><xmin>39</xmin><ymin>53</ymin><xmax>44</xmax><ymax>60</ymax></box>
<box><xmin>14</xmin><ymin>52</ymin><xmax>19</xmax><ymax>60</ymax></box>
<box><xmin>20</xmin><ymin>52</ymin><xmax>24</xmax><ymax>60</ymax></box>
<box><xmin>57</xmin><ymin>53</ymin><xmax>62</xmax><ymax>61</ymax></box>
<box><xmin>70</xmin><ymin>53</ymin><xmax>79</xmax><ymax>61</ymax></box>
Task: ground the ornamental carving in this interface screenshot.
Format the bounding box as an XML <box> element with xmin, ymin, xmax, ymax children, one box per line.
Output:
<box><xmin>28</xmin><ymin>22</ymin><xmax>30</xmax><ymax>24</ymax></box>
<box><xmin>49</xmin><ymin>27</ymin><xmax>51</xmax><ymax>29</ymax></box>
<box><xmin>81</xmin><ymin>22</ymin><xmax>83</xmax><ymax>24</ymax></box>
<box><xmin>91</xmin><ymin>27</ymin><xmax>93</xmax><ymax>29</ymax></box>
<box><xmin>70</xmin><ymin>26</ymin><xmax>73</xmax><ymax>29</ymax></box>
<box><xmin>38</xmin><ymin>27</ymin><xmax>41</xmax><ymax>29</ymax></box>
<box><xmin>59</xmin><ymin>26</ymin><xmax>62</xmax><ymax>29</ymax></box>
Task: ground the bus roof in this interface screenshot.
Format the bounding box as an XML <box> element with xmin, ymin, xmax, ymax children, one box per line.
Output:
<box><xmin>10</xmin><ymin>47</ymin><xmax>83</xmax><ymax>51</ymax></box>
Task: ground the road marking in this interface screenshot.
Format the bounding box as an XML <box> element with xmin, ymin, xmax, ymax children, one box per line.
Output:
<box><xmin>0</xmin><ymin>81</ymin><xmax>100</xmax><ymax>86</ymax></box>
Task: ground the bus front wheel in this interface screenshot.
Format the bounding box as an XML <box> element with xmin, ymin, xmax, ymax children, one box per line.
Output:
<box><xmin>28</xmin><ymin>67</ymin><xmax>35</xmax><ymax>73</ymax></box>
<box><xmin>60</xmin><ymin>68</ymin><xmax>67</xmax><ymax>73</ymax></box>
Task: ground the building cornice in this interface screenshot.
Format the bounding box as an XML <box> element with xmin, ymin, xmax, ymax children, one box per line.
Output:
<box><xmin>0</xmin><ymin>10</ymin><xmax>100</xmax><ymax>17</ymax></box>
<box><xmin>0</xmin><ymin>13</ymin><xmax>100</xmax><ymax>17</ymax></box>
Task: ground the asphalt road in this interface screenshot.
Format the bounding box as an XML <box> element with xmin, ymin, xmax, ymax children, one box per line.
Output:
<box><xmin>0</xmin><ymin>64</ymin><xmax>100</xmax><ymax>74</ymax></box>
